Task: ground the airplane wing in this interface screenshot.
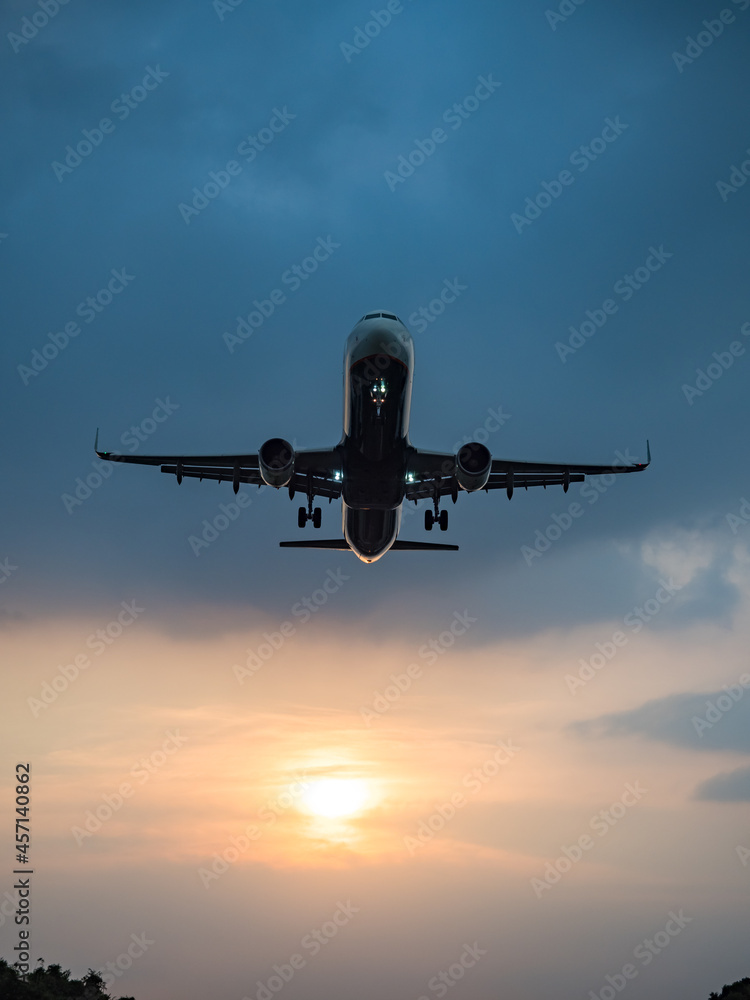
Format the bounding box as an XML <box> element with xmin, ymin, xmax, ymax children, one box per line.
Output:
<box><xmin>405</xmin><ymin>442</ymin><xmax>650</xmax><ymax>502</ymax></box>
<box><xmin>95</xmin><ymin>433</ymin><xmax>343</xmax><ymax>500</ymax></box>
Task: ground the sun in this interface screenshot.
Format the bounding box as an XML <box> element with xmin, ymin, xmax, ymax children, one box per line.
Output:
<box><xmin>299</xmin><ymin>778</ymin><xmax>370</xmax><ymax>819</ymax></box>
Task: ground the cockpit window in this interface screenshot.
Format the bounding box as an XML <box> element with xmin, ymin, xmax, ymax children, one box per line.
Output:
<box><xmin>361</xmin><ymin>311</ymin><xmax>401</xmax><ymax>322</ymax></box>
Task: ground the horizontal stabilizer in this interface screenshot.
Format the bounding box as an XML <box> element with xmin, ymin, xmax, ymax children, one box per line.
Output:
<box><xmin>390</xmin><ymin>540</ymin><xmax>458</xmax><ymax>551</ymax></box>
<box><xmin>279</xmin><ymin>539</ymin><xmax>458</xmax><ymax>551</ymax></box>
<box><xmin>280</xmin><ymin>540</ymin><xmax>351</xmax><ymax>549</ymax></box>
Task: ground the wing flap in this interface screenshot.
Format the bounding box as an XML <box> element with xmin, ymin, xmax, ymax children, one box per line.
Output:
<box><xmin>484</xmin><ymin>472</ymin><xmax>585</xmax><ymax>491</ymax></box>
<box><xmin>96</xmin><ymin>436</ymin><xmax>343</xmax><ymax>499</ymax></box>
<box><xmin>97</xmin><ymin>449</ymin><xmax>260</xmax><ymax>468</ymax></box>
<box><xmin>160</xmin><ymin>465</ymin><xmax>266</xmax><ymax>487</ymax></box>
<box><xmin>404</xmin><ymin>443</ymin><xmax>650</xmax><ymax>500</ymax></box>
<box><xmin>489</xmin><ymin>442</ymin><xmax>650</xmax><ymax>478</ymax></box>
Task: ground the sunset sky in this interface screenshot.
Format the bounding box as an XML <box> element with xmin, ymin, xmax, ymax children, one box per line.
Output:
<box><xmin>2</xmin><ymin>1</ymin><xmax>750</xmax><ymax>998</ymax></box>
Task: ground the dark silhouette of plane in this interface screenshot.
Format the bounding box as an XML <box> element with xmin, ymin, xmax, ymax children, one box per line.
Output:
<box><xmin>96</xmin><ymin>311</ymin><xmax>650</xmax><ymax>563</ymax></box>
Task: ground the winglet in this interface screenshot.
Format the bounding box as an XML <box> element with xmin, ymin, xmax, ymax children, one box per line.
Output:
<box><xmin>646</xmin><ymin>439</ymin><xmax>651</xmax><ymax>466</ymax></box>
<box><xmin>94</xmin><ymin>427</ymin><xmax>109</xmax><ymax>458</ymax></box>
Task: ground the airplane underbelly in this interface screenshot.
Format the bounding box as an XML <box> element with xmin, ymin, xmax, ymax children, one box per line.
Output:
<box><xmin>342</xmin><ymin>474</ymin><xmax>403</xmax><ymax>509</ymax></box>
<box><xmin>343</xmin><ymin>504</ymin><xmax>400</xmax><ymax>563</ymax></box>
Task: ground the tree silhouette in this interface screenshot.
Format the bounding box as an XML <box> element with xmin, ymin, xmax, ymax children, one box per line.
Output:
<box><xmin>3</xmin><ymin>958</ymin><xmax>748</xmax><ymax>1000</ymax></box>
<box><xmin>709</xmin><ymin>978</ymin><xmax>750</xmax><ymax>999</ymax></box>
<box><xmin>0</xmin><ymin>959</ymin><xmax>135</xmax><ymax>1000</ymax></box>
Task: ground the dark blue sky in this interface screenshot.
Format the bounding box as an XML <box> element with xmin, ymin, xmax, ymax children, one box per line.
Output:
<box><xmin>3</xmin><ymin>0</ymin><xmax>749</xmax><ymax>632</ymax></box>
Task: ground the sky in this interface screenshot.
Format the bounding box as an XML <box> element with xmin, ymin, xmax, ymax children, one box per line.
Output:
<box><xmin>1</xmin><ymin>1</ymin><xmax>750</xmax><ymax>998</ymax></box>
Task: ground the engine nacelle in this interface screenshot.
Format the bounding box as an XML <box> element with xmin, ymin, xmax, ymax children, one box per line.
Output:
<box><xmin>455</xmin><ymin>442</ymin><xmax>492</xmax><ymax>492</ymax></box>
<box><xmin>259</xmin><ymin>438</ymin><xmax>295</xmax><ymax>488</ymax></box>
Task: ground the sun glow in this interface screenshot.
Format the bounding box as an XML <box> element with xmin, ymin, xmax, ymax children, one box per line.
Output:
<box><xmin>299</xmin><ymin>778</ymin><xmax>370</xmax><ymax>819</ymax></box>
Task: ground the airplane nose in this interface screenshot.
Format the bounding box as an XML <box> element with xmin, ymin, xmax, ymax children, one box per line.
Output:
<box><xmin>359</xmin><ymin>328</ymin><xmax>412</xmax><ymax>365</ymax></box>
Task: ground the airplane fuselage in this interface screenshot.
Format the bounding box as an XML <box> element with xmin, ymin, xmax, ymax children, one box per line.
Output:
<box><xmin>341</xmin><ymin>313</ymin><xmax>415</xmax><ymax>563</ymax></box>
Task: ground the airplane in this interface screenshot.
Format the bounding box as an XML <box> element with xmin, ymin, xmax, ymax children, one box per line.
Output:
<box><xmin>95</xmin><ymin>311</ymin><xmax>650</xmax><ymax>563</ymax></box>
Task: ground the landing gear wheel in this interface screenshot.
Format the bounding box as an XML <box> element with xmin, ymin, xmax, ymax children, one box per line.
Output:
<box><xmin>439</xmin><ymin>509</ymin><xmax>448</xmax><ymax>531</ymax></box>
<box><xmin>424</xmin><ymin>510</ymin><xmax>433</xmax><ymax>531</ymax></box>
<box><xmin>312</xmin><ymin>507</ymin><xmax>322</xmax><ymax>529</ymax></box>
<box><xmin>298</xmin><ymin>506</ymin><xmax>307</xmax><ymax>529</ymax></box>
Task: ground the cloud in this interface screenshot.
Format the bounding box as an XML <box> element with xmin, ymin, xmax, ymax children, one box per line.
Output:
<box><xmin>572</xmin><ymin>683</ymin><xmax>750</xmax><ymax>754</ymax></box>
<box><xmin>572</xmin><ymin>669</ymin><xmax>750</xmax><ymax>805</ymax></box>
<box><xmin>637</xmin><ymin>531</ymin><xmax>742</xmax><ymax>626</ymax></box>
<box><xmin>694</xmin><ymin>765</ymin><xmax>750</xmax><ymax>802</ymax></box>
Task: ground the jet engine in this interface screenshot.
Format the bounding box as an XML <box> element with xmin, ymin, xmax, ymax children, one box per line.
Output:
<box><xmin>455</xmin><ymin>442</ymin><xmax>492</xmax><ymax>492</ymax></box>
<box><xmin>259</xmin><ymin>438</ymin><xmax>295</xmax><ymax>488</ymax></box>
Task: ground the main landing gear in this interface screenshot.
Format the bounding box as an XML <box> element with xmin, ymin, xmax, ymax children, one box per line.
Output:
<box><xmin>298</xmin><ymin>499</ymin><xmax>321</xmax><ymax>529</ymax></box>
<box><xmin>424</xmin><ymin>479</ymin><xmax>449</xmax><ymax>532</ymax></box>
<box><xmin>296</xmin><ymin>472</ymin><xmax>322</xmax><ymax>529</ymax></box>
<box><xmin>424</xmin><ymin>509</ymin><xmax>449</xmax><ymax>531</ymax></box>
<box><xmin>424</xmin><ymin>490</ymin><xmax>449</xmax><ymax>533</ymax></box>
